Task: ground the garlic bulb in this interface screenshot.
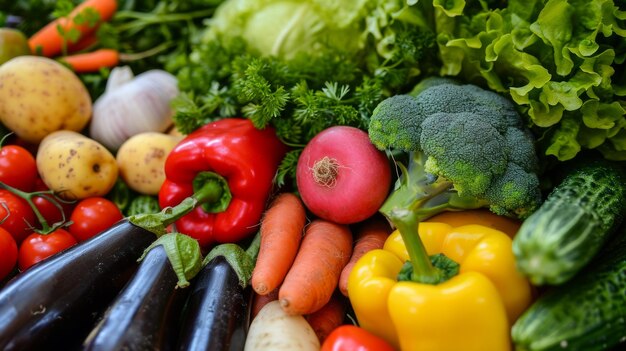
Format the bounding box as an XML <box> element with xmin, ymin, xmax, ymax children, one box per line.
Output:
<box><xmin>89</xmin><ymin>67</ymin><xmax>179</xmax><ymax>151</ymax></box>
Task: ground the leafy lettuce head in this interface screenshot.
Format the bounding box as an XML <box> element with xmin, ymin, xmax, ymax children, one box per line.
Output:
<box><xmin>435</xmin><ymin>0</ymin><xmax>626</xmax><ymax>161</ymax></box>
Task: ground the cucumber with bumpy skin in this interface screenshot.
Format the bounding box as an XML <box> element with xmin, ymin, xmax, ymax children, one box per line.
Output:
<box><xmin>512</xmin><ymin>159</ymin><xmax>626</xmax><ymax>286</ymax></box>
<box><xmin>511</xmin><ymin>225</ymin><xmax>626</xmax><ymax>351</ymax></box>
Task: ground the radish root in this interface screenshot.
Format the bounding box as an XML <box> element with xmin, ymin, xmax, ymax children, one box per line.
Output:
<box><xmin>311</xmin><ymin>156</ymin><xmax>340</xmax><ymax>188</ymax></box>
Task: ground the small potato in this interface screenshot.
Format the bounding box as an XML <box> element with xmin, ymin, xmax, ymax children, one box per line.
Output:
<box><xmin>116</xmin><ymin>132</ymin><xmax>183</xmax><ymax>195</ymax></box>
<box><xmin>37</xmin><ymin>131</ymin><xmax>118</xmax><ymax>200</ymax></box>
<box><xmin>0</xmin><ymin>56</ymin><xmax>92</xmax><ymax>144</ymax></box>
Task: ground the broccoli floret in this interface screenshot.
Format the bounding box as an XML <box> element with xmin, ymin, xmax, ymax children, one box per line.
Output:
<box><xmin>368</xmin><ymin>80</ymin><xmax>542</xmax><ymax>284</ymax></box>
<box><xmin>420</xmin><ymin>112</ymin><xmax>509</xmax><ymax>198</ymax></box>
<box><xmin>369</xmin><ymin>95</ymin><xmax>424</xmax><ymax>151</ymax></box>
<box><xmin>370</xmin><ymin>80</ymin><xmax>541</xmax><ymax>221</ymax></box>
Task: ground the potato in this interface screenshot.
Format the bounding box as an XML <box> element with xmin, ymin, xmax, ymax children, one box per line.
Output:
<box><xmin>0</xmin><ymin>56</ymin><xmax>92</xmax><ymax>144</ymax></box>
<box><xmin>116</xmin><ymin>132</ymin><xmax>183</xmax><ymax>195</ymax></box>
<box><xmin>36</xmin><ymin>131</ymin><xmax>118</xmax><ymax>200</ymax></box>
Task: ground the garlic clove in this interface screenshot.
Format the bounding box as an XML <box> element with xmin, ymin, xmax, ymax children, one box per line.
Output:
<box><xmin>105</xmin><ymin>66</ymin><xmax>135</xmax><ymax>92</ymax></box>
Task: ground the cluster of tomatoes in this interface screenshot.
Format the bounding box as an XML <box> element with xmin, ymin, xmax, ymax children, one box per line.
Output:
<box><xmin>0</xmin><ymin>142</ymin><xmax>124</xmax><ymax>282</ymax></box>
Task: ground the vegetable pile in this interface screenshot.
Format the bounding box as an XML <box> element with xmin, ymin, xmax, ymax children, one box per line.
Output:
<box><xmin>1</xmin><ymin>0</ymin><xmax>626</xmax><ymax>350</ymax></box>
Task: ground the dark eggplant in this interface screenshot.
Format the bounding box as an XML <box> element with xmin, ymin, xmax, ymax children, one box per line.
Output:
<box><xmin>0</xmin><ymin>219</ymin><xmax>156</xmax><ymax>351</ymax></box>
<box><xmin>83</xmin><ymin>244</ymin><xmax>189</xmax><ymax>351</ymax></box>
<box><xmin>176</xmin><ymin>255</ymin><xmax>252</xmax><ymax>351</ymax></box>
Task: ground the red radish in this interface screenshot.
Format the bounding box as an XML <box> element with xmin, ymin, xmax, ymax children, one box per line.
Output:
<box><xmin>296</xmin><ymin>126</ymin><xmax>391</xmax><ymax>224</ymax></box>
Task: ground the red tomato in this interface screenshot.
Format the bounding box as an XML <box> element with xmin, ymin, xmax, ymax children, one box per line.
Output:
<box><xmin>0</xmin><ymin>144</ymin><xmax>37</xmax><ymax>191</ymax></box>
<box><xmin>321</xmin><ymin>325</ymin><xmax>396</xmax><ymax>351</ymax></box>
<box><xmin>0</xmin><ymin>227</ymin><xmax>18</xmax><ymax>281</ymax></box>
<box><xmin>68</xmin><ymin>197</ymin><xmax>123</xmax><ymax>242</ymax></box>
<box><xmin>32</xmin><ymin>178</ymin><xmax>75</xmax><ymax>227</ymax></box>
<box><xmin>0</xmin><ymin>189</ymin><xmax>36</xmax><ymax>244</ymax></box>
<box><xmin>18</xmin><ymin>228</ymin><xmax>77</xmax><ymax>271</ymax></box>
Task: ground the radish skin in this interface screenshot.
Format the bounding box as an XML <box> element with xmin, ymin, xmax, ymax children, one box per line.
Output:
<box><xmin>244</xmin><ymin>300</ymin><xmax>320</xmax><ymax>351</ymax></box>
<box><xmin>296</xmin><ymin>126</ymin><xmax>391</xmax><ymax>224</ymax></box>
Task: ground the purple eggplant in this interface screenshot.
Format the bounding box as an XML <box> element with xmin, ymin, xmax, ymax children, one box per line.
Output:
<box><xmin>0</xmin><ymin>219</ymin><xmax>155</xmax><ymax>351</ymax></box>
<box><xmin>83</xmin><ymin>233</ymin><xmax>202</xmax><ymax>351</ymax></box>
<box><xmin>176</xmin><ymin>236</ymin><xmax>260</xmax><ymax>351</ymax></box>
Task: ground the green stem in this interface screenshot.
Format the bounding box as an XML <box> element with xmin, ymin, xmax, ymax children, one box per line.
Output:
<box><xmin>113</xmin><ymin>8</ymin><xmax>215</xmax><ymax>32</ymax></box>
<box><xmin>129</xmin><ymin>172</ymin><xmax>230</xmax><ymax>236</ymax></box>
<box><xmin>388</xmin><ymin>208</ymin><xmax>442</xmax><ymax>283</ymax></box>
<box><xmin>379</xmin><ymin>152</ymin><xmax>458</xmax><ymax>284</ymax></box>
<box><xmin>0</xmin><ymin>181</ymin><xmax>69</xmax><ymax>234</ymax></box>
<box><xmin>203</xmin><ymin>231</ymin><xmax>261</xmax><ymax>289</ymax></box>
<box><xmin>118</xmin><ymin>42</ymin><xmax>175</xmax><ymax>61</ymax></box>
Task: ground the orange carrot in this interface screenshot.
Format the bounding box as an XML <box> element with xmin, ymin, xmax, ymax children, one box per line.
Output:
<box><xmin>338</xmin><ymin>215</ymin><xmax>392</xmax><ymax>297</ymax></box>
<box><xmin>278</xmin><ymin>220</ymin><xmax>353</xmax><ymax>315</ymax></box>
<box><xmin>60</xmin><ymin>48</ymin><xmax>120</xmax><ymax>73</ymax></box>
<box><xmin>29</xmin><ymin>0</ymin><xmax>118</xmax><ymax>57</ymax></box>
<box><xmin>305</xmin><ymin>293</ymin><xmax>347</xmax><ymax>344</ymax></box>
<box><xmin>251</xmin><ymin>193</ymin><xmax>307</xmax><ymax>295</ymax></box>
<box><xmin>66</xmin><ymin>33</ymin><xmax>99</xmax><ymax>54</ymax></box>
<box><xmin>250</xmin><ymin>288</ymin><xmax>279</xmax><ymax>320</ymax></box>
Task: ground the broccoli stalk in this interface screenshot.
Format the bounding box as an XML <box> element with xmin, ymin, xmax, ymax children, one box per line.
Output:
<box><xmin>369</xmin><ymin>78</ymin><xmax>542</xmax><ymax>283</ymax></box>
<box><xmin>380</xmin><ymin>151</ymin><xmax>488</xmax><ymax>283</ymax></box>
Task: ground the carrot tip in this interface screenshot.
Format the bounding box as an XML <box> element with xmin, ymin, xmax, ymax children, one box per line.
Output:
<box><xmin>253</xmin><ymin>283</ymin><xmax>268</xmax><ymax>295</ymax></box>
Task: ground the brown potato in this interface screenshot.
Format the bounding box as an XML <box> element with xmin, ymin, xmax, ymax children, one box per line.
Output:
<box><xmin>0</xmin><ymin>56</ymin><xmax>92</xmax><ymax>144</ymax></box>
<box><xmin>116</xmin><ymin>132</ymin><xmax>183</xmax><ymax>195</ymax></box>
<box><xmin>36</xmin><ymin>131</ymin><xmax>118</xmax><ymax>200</ymax></box>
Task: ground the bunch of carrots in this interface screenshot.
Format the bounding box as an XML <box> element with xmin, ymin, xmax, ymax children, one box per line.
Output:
<box><xmin>27</xmin><ymin>0</ymin><xmax>126</xmax><ymax>73</ymax></box>
<box><xmin>249</xmin><ymin>192</ymin><xmax>392</xmax><ymax>344</ymax></box>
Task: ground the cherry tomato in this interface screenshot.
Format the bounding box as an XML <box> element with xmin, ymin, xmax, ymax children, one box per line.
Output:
<box><xmin>0</xmin><ymin>227</ymin><xmax>18</xmax><ymax>281</ymax></box>
<box><xmin>18</xmin><ymin>228</ymin><xmax>77</xmax><ymax>271</ymax></box>
<box><xmin>68</xmin><ymin>197</ymin><xmax>124</xmax><ymax>242</ymax></box>
<box><xmin>0</xmin><ymin>189</ymin><xmax>36</xmax><ymax>244</ymax></box>
<box><xmin>321</xmin><ymin>325</ymin><xmax>396</xmax><ymax>351</ymax></box>
<box><xmin>0</xmin><ymin>144</ymin><xmax>37</xmax><ymax>191</ymax></box>
<box><xmin>32</xmin><ymin>178</ymin><xmax>75</xmax><ymax>227</ymax></box>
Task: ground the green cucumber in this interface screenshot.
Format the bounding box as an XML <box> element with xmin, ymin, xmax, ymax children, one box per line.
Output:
<box><xmin>512</xmin><ymin>159</ymin><xmax>626</xmax><ymax>286</ymax></box>
<box><xmin>511</xmin><ymin>225</ymin><xmax>626</xmax><ymax>351</ymax></box>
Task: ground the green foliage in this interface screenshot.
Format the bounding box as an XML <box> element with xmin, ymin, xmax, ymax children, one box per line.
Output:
<box><xmin>170</xmin><ymin>37</ymin><xmax>383</xmax><ymax>145</ymax></box>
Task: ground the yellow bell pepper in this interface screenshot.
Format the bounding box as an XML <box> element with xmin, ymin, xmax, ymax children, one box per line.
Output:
<box><xmin>347</xmin><ymin>221</ymin><xmax>533</xmax><ymax>351</ymax></box>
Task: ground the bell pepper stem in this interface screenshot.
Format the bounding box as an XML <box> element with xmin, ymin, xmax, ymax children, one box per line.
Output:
<box><xmin>379</xmin><ymin>151</ymin><xmax>464</xmax><ymax>284</ymax></box>
<box><xmin>388</xmin><ymin>208</ymin><xmax>442</xmax><ymax>283</ymax></box>
<box><xmin>129</xmin><ymin>172</ymin><xmax>228</xmax><ymax>236</ymax></box>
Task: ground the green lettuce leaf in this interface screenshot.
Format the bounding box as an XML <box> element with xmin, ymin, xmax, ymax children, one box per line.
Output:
<box><xmin>435</xmin><ymin>0</ymin><xmax>626</xmax><ymax>161</ymax></box>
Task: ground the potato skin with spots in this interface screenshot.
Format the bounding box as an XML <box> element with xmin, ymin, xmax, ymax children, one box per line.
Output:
<box><xmin>116</xmin><ymin>132</ymin><xmax>182</xmax><ymax>195</ymax></box>
<box><xmin>36</xmin><ymin>131</ymin><xmax>118</xmax><ymax>200</ymax></box>
<box><xmin>0</xmin><ymin>56</ymin><xmax>92</xmax><ymax>144</ymax></box>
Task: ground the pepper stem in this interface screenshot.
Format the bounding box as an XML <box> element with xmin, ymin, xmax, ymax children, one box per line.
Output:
<box><xmin>129</xmin><ymin>172</ymin><xmax>229</xmax><ymax>236</ymax></box>
<box><xmin>388</xmin><ymin>208</ymin><xmax>442</xmax><ymax>283</ymax></box>
<box><xmin>380</xmin><ymin>152</ymin><xmax>460</xmax><ymax>284</ymax></box>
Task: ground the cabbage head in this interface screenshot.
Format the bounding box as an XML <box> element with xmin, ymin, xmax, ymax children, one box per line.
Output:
<box><xmin>203</xmin><ymin>0</ymin><xmax>436</xmax><ymax>62</ymax></box>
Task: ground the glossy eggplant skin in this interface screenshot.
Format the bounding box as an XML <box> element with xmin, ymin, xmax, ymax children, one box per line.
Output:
<box><xmin>0</xmin><ymin>219</ymin><xmax>155</xmax><ymax>351</ymax></box>
<box><xmin>83</xmin><ymin>244</ymin><xmax>188</xmax><ymax>351</ymax></box>
<box><xmin>177</xmin><ymin>255</ymin><xmax>251</xmax><ymax>351</ymax></box>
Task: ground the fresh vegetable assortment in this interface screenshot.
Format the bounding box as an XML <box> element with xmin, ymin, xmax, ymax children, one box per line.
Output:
<box><xmin>0</xmin><ymin>0</ymin><xmax>625</xmax><ymax>350</ymax></box>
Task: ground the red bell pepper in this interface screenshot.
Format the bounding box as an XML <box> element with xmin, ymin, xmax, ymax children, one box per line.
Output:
<box><xmin>158</xmin><ymin>118</ymin><xmax>288</xmax><ymax>248</ymax></box>
<box><xmin>321</xmin><ymin>325</ymin><xmax>396</xmax><ymax>351</ymax></box>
